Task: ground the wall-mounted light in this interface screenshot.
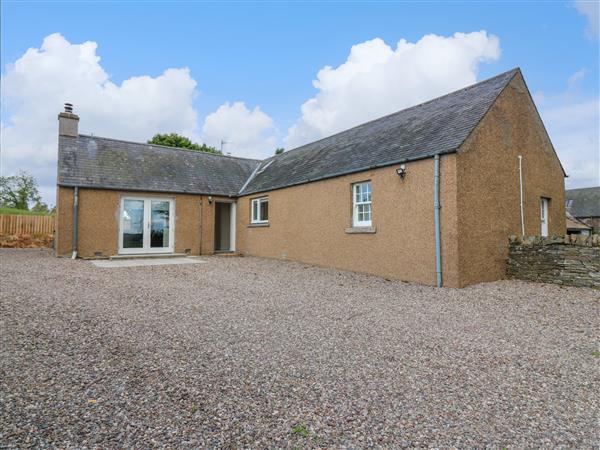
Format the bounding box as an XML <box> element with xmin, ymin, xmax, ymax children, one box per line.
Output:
<box><xmin>396</xmin><ymin>164</ymin><xmax>407</xmax><ymax>180</ymax></box>
<box><xmin>208</xmin><ymin>196</ymin><xmax>213</xmax><ymax>204</ymax></box>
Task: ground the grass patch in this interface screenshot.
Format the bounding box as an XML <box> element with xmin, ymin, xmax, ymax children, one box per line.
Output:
<box><xmin>292</xmin><ymin>424</ymin><xmax>310</xmax><ymax>438</ymax></box>
<box><xmin>592</xmin><ymin>351</ymin><xmax>600</xmax><ymax>358</ymax></box>
<box><xmin>0</xmin><ymin>208</ymin><xmax>52</xmax><ymax>216</ymax></box>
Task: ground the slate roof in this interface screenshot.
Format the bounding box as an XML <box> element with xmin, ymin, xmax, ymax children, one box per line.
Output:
<box><xmin>58</xmin><ymin>68</ymin><xmax>531</xmax><ymax>198</ymax></box>
<box><xmin>239</xmin><ymin>68</ymin><xmax>520</xmax><ymax>195</ymax></box>
<box><xmin>58</xmin><ymin>135</ymin><xmax>259</xmax><ymax>197</ymax></box>
<box><xmin>565</xmin><ymin>187</ymin><xmax>600</xmax><ymax>217</ymax></box>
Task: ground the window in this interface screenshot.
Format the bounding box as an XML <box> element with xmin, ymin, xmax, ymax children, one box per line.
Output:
<box><xmin>251</xmin><ymin>197</ymin><xmax>269</xmax><ymax>224</ymax></box>
<box><xmin>352</xmin><ymin>182</ymin><xmax>372</xmax><ymax>227</ymax></box>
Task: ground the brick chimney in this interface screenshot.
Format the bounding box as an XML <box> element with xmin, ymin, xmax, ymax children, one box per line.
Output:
<box><xmin>58</xmin><ymin>103</ymin><xmax>79</xmax><ymax>137</ymax></box>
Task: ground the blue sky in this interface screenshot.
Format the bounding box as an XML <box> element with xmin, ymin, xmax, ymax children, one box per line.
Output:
<box><xmin>1</xmin><ymin>1</ymin><xmax>599</xmax><ymax>204</ymax></box>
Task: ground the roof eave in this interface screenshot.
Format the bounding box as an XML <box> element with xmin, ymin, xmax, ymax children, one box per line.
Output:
<box><xmin>57</xmin><ymin>182</ymin><xmax>239</xmax><ymax>198</ymax></box>
<box><xmin>239</xmin><ymin>149</ymin><xmax>457</xmax><ymax>197</ymax></box>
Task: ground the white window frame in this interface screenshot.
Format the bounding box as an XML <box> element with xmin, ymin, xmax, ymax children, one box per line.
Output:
<box><xmin>251</xmin><ymin>197</ymin><xmax>269</xmax><ymax>224</ymax></box>
<box><xmin>352</xmin><ymin>181</ymin><xmax>372</xmax><ymax>227</ymax></box>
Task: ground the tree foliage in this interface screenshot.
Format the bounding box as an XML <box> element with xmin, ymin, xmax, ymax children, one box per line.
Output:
<box><xmin>0</xmin><ymin>171</ymin><xmax>42</xmax><ymax>211</ymax></box>
<box><xmin>274</xmin><ymin>147</ymin><xmax>285</xmax><ymax>155</ymax></box>
<box><xmin>31</xmin><ymin>200</ymin><xmax>53</xmax><ymax>214</ymax></box>
<box><xmin>148</xmin><ymin>133</ymin><xmax>221</xmax><ymax>154</ymax></box>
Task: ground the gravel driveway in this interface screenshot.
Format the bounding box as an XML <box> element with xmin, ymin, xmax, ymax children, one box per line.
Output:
<box><xmin>1</xmin><ymin>249</ymin><xmax>598</xmax><ymax>448</ymax></box>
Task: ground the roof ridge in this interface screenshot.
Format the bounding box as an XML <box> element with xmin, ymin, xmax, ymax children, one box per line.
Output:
<box><xmin>273</xmin><ymin>67</ymin><xmax>521</xmax><ymax>159</ymax></box>
<box><xmin>566</xmin><ymin>186</ymin><xmax>600</xmax><ymax>191</ymax></box>
<box><xmin>76</xmin><ymin>133</ymin><xmax>262</xmax><ymax>162</ymax></box>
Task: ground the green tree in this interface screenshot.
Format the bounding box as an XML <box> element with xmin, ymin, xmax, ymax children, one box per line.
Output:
<box><xmin>31</xmin><ymin>200</ymin><xmax>51</xmax><ymax>214</ymax></box>
<box><xmin>148</xmin><ymin>133</ymin><xmax>221</xmax><ymax>154</ymax></box>
<box><xmin>0</xmin><ymin>171</ymin><xmax>41</xmax><ymax>211</ymax></box>
<box><xmin>275</xmin><ymin>147</ymin><xmax>284</xmax><ymax>155</ymax></box>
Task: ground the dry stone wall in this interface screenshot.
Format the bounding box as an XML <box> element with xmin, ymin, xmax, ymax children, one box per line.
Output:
<box><xmin>507</xmin><ymin>235</ymin><xmax>599</xmax><ymax>288</ymax></box>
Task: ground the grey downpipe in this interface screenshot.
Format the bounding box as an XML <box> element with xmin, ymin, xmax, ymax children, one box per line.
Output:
<box><xmin>71</xmin><ymin>187</ymin><xmax>79</xmax><ymax>259</ymax></box>
<box><xmin>434</xmin><ymin>155</ymin><xmax>442</xmax><ymax>288</ymax></box>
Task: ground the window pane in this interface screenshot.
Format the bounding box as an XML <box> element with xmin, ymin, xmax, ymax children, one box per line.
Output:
<box><xmin>354</xmin><ymin>182</ymin><xmax>372</xmax><ymax>204</ymax></box>
<box><xmin>252</xmin><ymin>200</ymin><xmax>258</xmax><ymax>221</ymax></box>
<box><xmin>150</xmin><ymin>200</ymin><xmax>170</xmax><ymax>248</ymax></box>
<box><xmin>122</xmin><ymin>200</ymin><xmax>144</xmax><ymax>248</ymax></box>
<box><xmin>364</xmin><ymin>209</ymin><xmax>371</xmax><ymax>221</ymax></box>
<box><xmin>260</xmin><ymin>200</ymin><xmax>269</xmax><ymax>221</ymax></box>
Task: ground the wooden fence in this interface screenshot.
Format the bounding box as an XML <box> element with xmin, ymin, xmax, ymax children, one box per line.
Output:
<box><xmin>0</xmin><ymin>214</ymin><xmax>55</xmax><ymax>236</ymax></box>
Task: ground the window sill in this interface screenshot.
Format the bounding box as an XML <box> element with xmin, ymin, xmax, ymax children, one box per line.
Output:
<box><xmin>345</xmin><ymin>226</ymin><xmax>376</xmax><ymax>234</ymax></box>
<box><xmin>248</xmin><ymin>223</ymin><xmax>270</xmax><ymax>228</ymax></box>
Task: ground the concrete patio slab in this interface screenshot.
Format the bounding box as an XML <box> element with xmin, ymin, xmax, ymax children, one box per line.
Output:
<box><xmin>90</xmin><ymin>256</ymin><xmax>207</xmax><ymax>268</ymax></box>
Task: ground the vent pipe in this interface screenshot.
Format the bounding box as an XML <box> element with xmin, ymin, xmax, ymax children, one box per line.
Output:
<box><xmin>518</xmin><ymin>155</ymin><xmax>525</xmax><ymax>236</ymax></box>
<box><xmin>71</xmin><ymin>187</ymin><xmax>79</xmax><ymax>259</ymax></box>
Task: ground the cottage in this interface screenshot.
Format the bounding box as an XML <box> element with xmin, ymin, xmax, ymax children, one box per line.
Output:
<box><xmin>565</xmin><ymin>187</ymin><xmax>600</xmax><ymax>234</ymax></box>
<box><xmin>55</xmin><ymin>68</ymin><xmax>566</xmax><ymax>287</ymax></box>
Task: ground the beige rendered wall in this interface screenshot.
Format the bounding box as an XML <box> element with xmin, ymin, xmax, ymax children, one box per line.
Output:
<box><xmin>55</xmin><ymin>187</ymin><xmax>226</xmax><ymax>258</ymax></box>
<box><xmin>55</xmin><ymin>186</ymin><xmax>74</xmax><ymax>256</ymax></box>
<box><xmin>236</xmin><ymin>157</ymin><xmax>460</xmax><ymax>287</ymax></box>
<box><xmin>455</xmin><ymin>73</ymin><xmax>566</xmax><ymax>287</ymax></box>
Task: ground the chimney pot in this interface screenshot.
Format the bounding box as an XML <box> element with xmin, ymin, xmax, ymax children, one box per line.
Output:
<box><xmin>58</xmin><ymin>103</ymin><xmax>79</xmax><ymax>137</ymax></box>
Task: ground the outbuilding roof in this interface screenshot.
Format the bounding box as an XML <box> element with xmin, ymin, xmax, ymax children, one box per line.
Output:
<box><xmin>566</xmin><ymin>211</ymin><xmax>592</xmax><ymax>231</ymax></box>
<box><xmin>58</xmin><ymin>135</ymin><xmax>260</xmax><ymax>197</ymax></box>
<box><xmin>239</xmin><ymin>68</ymin><xmax>520</xmax><ymax>195</ymax></box>
<box><xmin>566</xmin><ymin>187</ymin><xmax>600</xmax><ymax>217</ymax></box>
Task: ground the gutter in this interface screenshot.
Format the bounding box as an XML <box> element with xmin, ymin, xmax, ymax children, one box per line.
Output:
<box><xmin>71</xmin><ymin>186</ymin><xmax>79</xmax><ymax>259</ymax></box>
<box><xmin>434</xmin><ymin>155</ymin><xmax>442</xmax><ymax>288</ymax></box>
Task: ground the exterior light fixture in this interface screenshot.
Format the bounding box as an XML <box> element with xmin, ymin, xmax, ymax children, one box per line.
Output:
<box><xmin>396</xmin><ymin>164</ymin><xmax>407</xmax><ymax>179</ymax></box>
<box><xmin>208</xmin><ymin>196</ymin><xmax>213</xmax><ymax>204</ymax></box>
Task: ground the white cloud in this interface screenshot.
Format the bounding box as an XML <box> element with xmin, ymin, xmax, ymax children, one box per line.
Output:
<box><xmin>536</xmin><ymin>70</ymin><xmax>599</xmax><ymax>188</ymax></box>
<box><xmin>574</xmin><ymin>0</ymin><xmax>599</xmax><ymax>38</ymax></box>
<box><xmin>202</xmin><ymin>101</ymin><xmax>276</xmax><ymax>159</ymax></box>
<box><xmin>285</xmin><ymin>31</ymin><xmax>501</xmax><ymax>148</ymax></box>
<box><xmin>1</xmin><ymin>33</ymin><xmax>199</xmax><ymax>204</ymax></box>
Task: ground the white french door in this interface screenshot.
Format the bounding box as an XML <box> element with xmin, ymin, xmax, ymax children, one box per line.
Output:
<box><xmin>119</xmin><ymin>197</ymin><xmax>174</xmax><ymax>254</ymax></box>
<box><xmin>540</xmin><ymin>198</ymin><xmax>549</xmax><ymax>237</ymax></box>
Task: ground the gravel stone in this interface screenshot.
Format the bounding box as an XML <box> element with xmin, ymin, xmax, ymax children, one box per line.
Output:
<box><xmin>1</xmin><ymin>249</ymin><xmax>599</xmax><ymax>448</ymax></box>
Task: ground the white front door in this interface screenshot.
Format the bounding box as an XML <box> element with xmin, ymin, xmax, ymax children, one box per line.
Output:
<box><xmin>119</xmin><ymin>197</ymin><xmax>174</xmax><ymax>254</ymax></box>
<box><xmin>540</xmin><ymin>198</ymin><xmax>549</xmax><ymax>236</ymax></box>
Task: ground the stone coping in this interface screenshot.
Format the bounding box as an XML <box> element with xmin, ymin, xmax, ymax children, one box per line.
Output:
<box><xmin>509</xmin><ymin>235</ymin><xmax>599</xmax><ymax>247</ymax></box>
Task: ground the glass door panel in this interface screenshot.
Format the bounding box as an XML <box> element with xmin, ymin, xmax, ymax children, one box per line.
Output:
<box><xmin>122</xmin><ymin>199</ymin><xmax>144</xmax><ymax>249</ymax></box>
<box><xmin>150</xmin><ymin>200</ymin><xmax>170</xmax><ymax>248</ymax></box>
